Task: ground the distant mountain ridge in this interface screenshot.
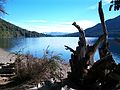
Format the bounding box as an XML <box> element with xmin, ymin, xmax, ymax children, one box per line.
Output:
<box><xmin>0</xmin><ymin>18</ymin><xmax>49</xmax><ymax>38</ymax></box>
<box><xmin>64</xmin><ymin>15</ymin><xmax>120</xmax><ymax>37</ymax></box>
<box><xmin>45</xmin><ymin>32</ymin><xmax>69</xmax><ymax>36</ymax></box>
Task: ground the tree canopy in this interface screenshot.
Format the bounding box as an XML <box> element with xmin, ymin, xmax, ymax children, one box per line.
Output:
<box><xmin>109</xmin><ymin>0</ymin><xmax>120</xmax><ymax>11</ymax></box>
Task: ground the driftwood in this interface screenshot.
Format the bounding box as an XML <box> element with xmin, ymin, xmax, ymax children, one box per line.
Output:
<box><xmin>62</xmin><ymin>1</ymin><xmax>120</xmax><ymax>90</ymax></box>
<box><xmin>98</xmin><ymin>1</ymin><xmax>109</xmax><ymax>59</ymax></box>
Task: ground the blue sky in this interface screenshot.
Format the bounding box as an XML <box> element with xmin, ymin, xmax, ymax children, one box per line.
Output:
<box><xmin>2</xmin><ymin>0</ymin><xmax>120</xmax><ymax>33</ymax></box>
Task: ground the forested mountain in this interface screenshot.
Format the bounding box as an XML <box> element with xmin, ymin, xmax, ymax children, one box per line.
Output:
<box><xmin>0</xmin><ymin>18</ymin><xmax>49</xmax><ymax>38</ymax></box>
<box><xmin>64</xmin><ymin>15</ymin><xmax>120</xmax><ymax>37</ymax></box>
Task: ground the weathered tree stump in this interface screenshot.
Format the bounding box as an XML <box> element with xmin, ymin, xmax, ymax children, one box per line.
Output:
<box><xmin>63</xmin><ymin>1</ymin><xmax>120</xmax><ymax>90</ymax></box>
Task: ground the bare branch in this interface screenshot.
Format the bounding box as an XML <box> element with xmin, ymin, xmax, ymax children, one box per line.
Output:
<box><xmin>0</xmin><ymin>0</ymin><xmax>7</xmax><ymax>15</ymax></box>
<box><xmin>98</xmin><ymin>1</ymin><xmax>108</xmax><ymax>36</ymax></box>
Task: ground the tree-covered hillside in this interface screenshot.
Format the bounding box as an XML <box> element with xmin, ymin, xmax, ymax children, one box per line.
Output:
<box><xmin>85</xmin><ymin>15</ymin><xmax>120</xmax><ymax>37</ymax></box>
<box><xmin>0</xmin><ymin>18</ymin><xmax>49</xmax><ymax>38</ymax></box>
<box><xmin>63</xmin><ymin>15</ymin><xmax>120</xmax><ymax>37</ymax></box>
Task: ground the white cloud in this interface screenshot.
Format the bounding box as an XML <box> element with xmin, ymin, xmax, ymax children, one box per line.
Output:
<box><xmin>103</xmin><ymin>0</ymin><xmax>111</xmax><ymax>4</ymax></box>
<box><xmin>75</xmin><ymin>20</ymin><xmax>96</xmax><ymax>29</ymax></box>
<box><xmin>21</xmin><ymin>20</ymin><xmax>97</xmax><ymax>33</ymax></box>
<box><xmin>26</xmin><ymin>20</ymin><xmax>48</xmax><ymax>23</ymax></box>
<box><xmin>22</xmin><ymin>24</ymin><xmax>76</xmax><ymax>33</ymax></box>
<box><xmin>60</xmin><ymin>20</ymin><xmax>96</xmax><ymax>29</ymax></box>
<box><xmin>88</xmin><ymin>4</ymin><xmax>98</xmax><ymax>10</ymax></box>
<box><xmin>8</xmin><ymin>20</ymin><xmax>96</xmax><ymax>33</ymax></box>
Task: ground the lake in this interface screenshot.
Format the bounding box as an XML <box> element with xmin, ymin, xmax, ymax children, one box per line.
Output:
<box><xmin>0</xmin><ymin>37</ymin><xmax>120</xmax><ymax>63</ymax></box>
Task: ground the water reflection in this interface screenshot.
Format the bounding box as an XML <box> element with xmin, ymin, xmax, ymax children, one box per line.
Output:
<box><xmin>0</xmin><ymin>38</ymin><xmax>13</xmax><ymax>49</ymax></box>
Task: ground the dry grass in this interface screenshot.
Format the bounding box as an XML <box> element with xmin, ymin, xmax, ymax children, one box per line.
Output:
<box><xmin>0</xmin><ymin>48</ymin><xmax>68</xmax><ymax>90</ymax></box>
<box><xmin>13</xmin><ymin>49</ymin><xmax>64</xmax><ymax>84</ymax></box>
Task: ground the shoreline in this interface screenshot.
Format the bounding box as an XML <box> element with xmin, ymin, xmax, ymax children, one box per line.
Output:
<box><xmin>0</xmin><ymin>48</ymin><xmax>15</xmax><ymax>64</ymax></box>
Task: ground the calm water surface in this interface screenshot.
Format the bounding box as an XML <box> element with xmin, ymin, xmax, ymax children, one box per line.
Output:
<box><xmin>0</xmin><ymin>37</ymin><xmax>120</xmax><ymax>63</ymax></box>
